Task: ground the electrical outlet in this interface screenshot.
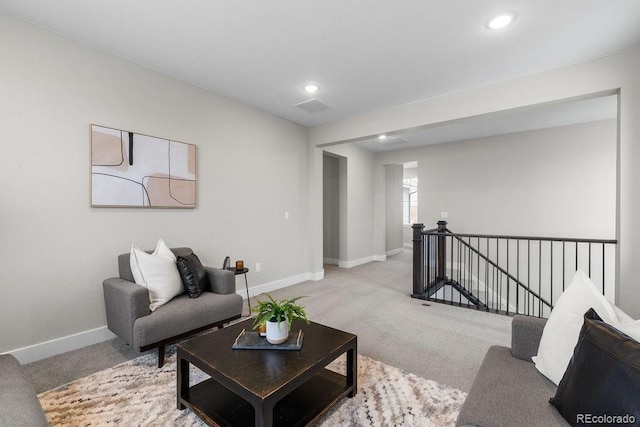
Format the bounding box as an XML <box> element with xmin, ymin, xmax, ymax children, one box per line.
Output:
<box><xmin>441</xmin><ymin>211</ymin><xmax>448</xmax><ymax>219</ymax></box>
<box><xmin>284</xmin><ymin>211</ymin><xmax>290</xmax><ymax>220</ymax></box>
<box><xmin>256</xmin><ymin>263</ymin><xmax>261</xmax><ymax>272</ymax></box>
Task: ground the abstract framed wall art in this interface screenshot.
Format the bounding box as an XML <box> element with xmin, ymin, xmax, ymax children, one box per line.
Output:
<box><xmin>90</xmin><ymin>125</ymin><xmax>196</xmax><ymax>208</ymax></box>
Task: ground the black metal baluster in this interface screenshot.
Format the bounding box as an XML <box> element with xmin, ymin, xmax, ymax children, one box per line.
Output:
<box><xmin>562</xmin><ymin>241</ymin><xmax>566</xmax><ymax>292</ymax></box>
<box><xmin>497</xmin><ymin>238</ymin><xmax>501</xmax><ymax>313</ymax></box>
<box><xmin>465</xmin><ymin>239</ymin><xmax>468</xmax><ymax>306</ymax></box>
<box><xmin>468</xmin><ymin>237</ymin><xmax>473</xmax><ymax>308</ymax></box>
<box><xmin>588</xmin><ymin>243</ymin><xmax>592</xmax><ymax>277</ymax></box>
<box><xmin>549</xmin><ymin>241</ymin><xmax>553</xmax><ymax>320</ymax></box>
<box><xmin>425</xmin><ymin>233</ymin><xmax>430</xmax><ymax>296</ymax></box>
<box><xmin>506</xmin><ymin>239</ymin><xmax>510</xmax><ymax>316</ymax></box>
<box><xmin>516</xmin><ymin>239</ymin><xmax>520</xmax><ymax>315</ymax></box>
<box><xmin>527</xmin><ymin>240</ymin><xmax>531</xmax><ymax>316</ymax></box>
<box><xmin>539</xmin><ymin>239</ymin><xmax>543</xmax><ymax>311</ymax></box>
<box><xmin>412</xmin><ymin>221</ymin><xmax>615</xmax><ymax>319</ymax></box>
<box><xmin>602</xmin><ymin>242</ymin><xmax>606</xmax><ymax>296</ymax></box>
<box><xmin>485</xmin><ymin>238</ymin><xmax>489</xmax><ymax>310</ymax></box>
<box><xmin>450</xmin><ymin>234</ymin><xmax>454</xmax><ymax>304</ymax></box>
<box><xmin>477</xmin><ymin>237</ymin><xmax>481</xmax><ymax>310</ymax></box>
<box><xmin>458</xmin><ymin>236</ymin><xmax>462</xmax><ymax>306</ymax></box>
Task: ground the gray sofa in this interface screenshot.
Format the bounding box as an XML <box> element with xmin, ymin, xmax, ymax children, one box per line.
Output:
<box><xmin>0</xmin><ymin>354</ymin><xmax>49</xmax><ymax>426</ymax></box>
<box><xmin>456</xmin><ymin>315</ymin><xmax>569</xmax><ymax>426</ymax></box>
<box><xmin>103</xmin><ymin>247</ymin><xmax>243</xmax><ymax>367</ymax></box>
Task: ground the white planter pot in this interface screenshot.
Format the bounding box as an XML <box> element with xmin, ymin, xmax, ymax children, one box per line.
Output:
<box><xmin>266</xmin><ymin>319</ymin><xmax>289</xmax><ymax>344</ymax></box>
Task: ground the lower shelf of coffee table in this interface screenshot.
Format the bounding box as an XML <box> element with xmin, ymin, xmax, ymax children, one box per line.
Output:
<box><xmin>181</xmin><ymin>368</ymin><xmax>352</xmax><ymax>427</ymax></box>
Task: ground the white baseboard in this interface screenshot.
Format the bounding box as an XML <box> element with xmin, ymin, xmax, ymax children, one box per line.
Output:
<box><xmin>404</xmin><ymin>242</ymin><xmax>413</xmax><ymax>249</ymax></box>
<box><xmin>386</xmin><ymin>247</ymin><xmax>404</xmax><ymax>257</ymax></box>
<box><xmin>338</xmin><ymin>255</ymin><xmax>385</xmax><ymax>269</ymax></box>
<box><xmin>5</xmin><ymin>271</ymin><xmax>325</xmax><ymax>365</ymax></box>
<box><xmin>310</xmin><ymin>269</ymin><xmax>325</xmax><ymax>281</ymax></box>
<box><xmin>236</xmin><ymin>270</ymin><xmax>324</xmax><ymax>300</ymax></box>
<box><xmin>6</xmin><ymin>326</ymin><xmax>117</xmax><ymax>365</ymax></box>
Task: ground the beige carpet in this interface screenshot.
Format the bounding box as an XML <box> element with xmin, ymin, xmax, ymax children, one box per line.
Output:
<box><xmin>38</xmin><ymin>346</ymin><xmax>466</xmax><ymax>426</ymax></box>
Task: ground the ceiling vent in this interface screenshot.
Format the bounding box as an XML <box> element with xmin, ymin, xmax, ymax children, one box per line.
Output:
<box><xmin>377</xmin><ymin>138</ymin><xmax>408</xmax><ymax>147</ymax></box>
<box><xmin>294</xmin><ymin>98</ymin><xmax>332</xmax><ymax>114</ymax></box>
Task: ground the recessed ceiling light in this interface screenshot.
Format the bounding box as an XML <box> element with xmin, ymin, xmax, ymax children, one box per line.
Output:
<box><xmin>488</xmin><ymin>13</ymin><xmax>515</xmax><ymax>29</ymax></box>
<box><xmin>378</xmin><ymin>134</ymin><xmax>387</xmax><ymax>140</ymax></box>
<box><xmin>304</xmin><ymin>84</ymin><xmax>319</xmax><ymax>94</ymax></box>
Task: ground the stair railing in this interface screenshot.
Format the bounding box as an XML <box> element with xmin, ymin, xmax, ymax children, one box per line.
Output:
<box><xmin>412</xmin><ymin>221</ymin><xmax>617</xmax><ymax>318</ymax></box>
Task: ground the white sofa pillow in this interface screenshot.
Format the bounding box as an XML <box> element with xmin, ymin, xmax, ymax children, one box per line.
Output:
<box><xmin>130</xmin><ymin>239</ymin><xmax>176</xmax><ymax>286</ymax></box>
<box><xmin>616</xmin><ymin>320</ymin><xmax>640</xmax><ymax>341</ymax></box>
<box><xmin>533</xmin><ymin>269</ymin><xmax>619</xmax><ymax>385</ymax></box>
<box><xmin>152</xmin><ymin>238</ymin><xmax>176</xmax><ymax>261</ymax></box>
<box><xmin>130</xmin><ymin>239</ymin><xmax>182</xmax><ymax>311</ymax></box>
<box><xmin>610</xmin><ymin>305</ymin><xmax>640</xmax><ymax>342</ymax></box>
<box><xmin>614</xmin><ymin>305</ymin><xmax>635</xmax><ymax>323</ymax></box>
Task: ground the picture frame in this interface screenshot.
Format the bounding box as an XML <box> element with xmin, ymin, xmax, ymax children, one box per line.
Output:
<box><xmin>90</xmin><ymin>124</ymin><xmax>196</xmax><ymax>208</ymax></box>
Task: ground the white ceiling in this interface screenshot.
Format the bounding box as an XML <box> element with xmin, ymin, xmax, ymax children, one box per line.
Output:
<box><xmin>1</xmin><ymin>1</ymin><xmax>639</xmax><ymax>130</ymax></box>
<box><xmin>354</xmin><ymin>94</ymin><xmax>618</xmax><ymax>152</ymax></box>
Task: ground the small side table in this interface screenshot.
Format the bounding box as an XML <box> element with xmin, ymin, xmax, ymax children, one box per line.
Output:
<box><xmin>230</xmin><ymin>267</ymin><xmax>250</xmax><ymax>314</ymax></box>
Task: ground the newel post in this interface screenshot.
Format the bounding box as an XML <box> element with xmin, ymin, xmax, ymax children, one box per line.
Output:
<box><xmin>437</xmin><ymin>220</ymin><xmax>448</xmax><ymax>281</ymax></box>
<box><xmin>412</xmin><ymin>223</ymin><xmax>425</xmax><ymax>296</ymax></box>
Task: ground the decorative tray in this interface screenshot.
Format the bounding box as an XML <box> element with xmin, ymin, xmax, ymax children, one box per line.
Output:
<box><xmin>232</xmin><ymin>329</ymin><xmax>304</xmax><ymax>350</ymax></box>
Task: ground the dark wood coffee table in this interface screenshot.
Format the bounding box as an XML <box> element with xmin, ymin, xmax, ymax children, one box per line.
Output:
<box><xmin>177</xmin><ymin>318</ymin><xmax>357</xmax><ymax>427</ymax></box>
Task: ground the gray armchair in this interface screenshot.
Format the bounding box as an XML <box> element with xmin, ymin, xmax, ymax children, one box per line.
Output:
<box><xmin>103</xmin><ymin>247</ymin><xmax>243</xmax><ymax>367</ymax></box>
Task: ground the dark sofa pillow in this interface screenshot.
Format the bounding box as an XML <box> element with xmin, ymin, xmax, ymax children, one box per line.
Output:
<box><xmin>549</xmin><ymin>308</ymin><xmax>640</xmax><ymax>426</ymax></box>
<box><xmin>176</xmin><ymin>252</ymin><xmax>210</xmax><ymax>298</ymax></box>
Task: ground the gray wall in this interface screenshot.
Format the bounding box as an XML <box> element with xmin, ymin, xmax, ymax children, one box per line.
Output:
<box><xmin>379</xmin><ymin>120</ymin><xmax>617</xmax><ymax>302</ymax></box>
<box><xmin>379</xmin><ymin>120</ymin><xmax>616</xmax><ymax>238</ymax></box>
<box><xmin>309</xmin><ymin>47</ymin><xmax>640</xmax><ymax>317</ymax></box>
<box><xmin>2</xmin><ymin>8</ymin><xmax>638</xmax><ymax>360</ymax></box>
<box><xmin>322</xmin><ymin>144</ymin><xmax>377</xmax><ymax>266</ymax></box>
<box><xmin>323</xmin><ymin>154</ymin><xmax>340</xmax><ymax>263</ymax></box>
<box><xmin>384</xmin><ymin>164</ymin><xmax>404</xmax><ymax>253</ymax></box>
<box><xmin>0</xmin><ymin>13</ymin><xmax>310</xmax><ymax>355</ymax></box>
<box><xmin>403</xmin><ymin>166</ymin><xmax>418</xmax><ymax>246</ymax></box>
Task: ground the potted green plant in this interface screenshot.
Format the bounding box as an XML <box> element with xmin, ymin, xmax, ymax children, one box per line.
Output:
<box><xmin>251</xmin><ymin>293</ymin><xmax>309</xmax><ymax>344</ymax></box>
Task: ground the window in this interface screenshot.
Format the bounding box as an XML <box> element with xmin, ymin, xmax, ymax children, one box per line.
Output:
<box><xmin>403</xmin><ymin>177</ymin><xmax>418</xmax><ymax>225</ymax></box>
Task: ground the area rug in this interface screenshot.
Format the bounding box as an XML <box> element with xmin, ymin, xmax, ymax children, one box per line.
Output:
<box><xmin>38</xmin><ymin>347</ymin><xmax>466</xmax><ymax>426</ymax></box>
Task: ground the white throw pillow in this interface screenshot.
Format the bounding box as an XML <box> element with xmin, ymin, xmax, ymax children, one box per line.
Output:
<box><xmin>616</xmin><ymin>320</ymin><xmax>640</xmax><ymax>341</ymax></box>
<box><xmin>533</xmin><ymin>269</ymin><xmax>619</xmax><ymax>385</ymax></box>
<box><xmin>610</xmin><ymin>305</ymin><xmax>640</xmax><ymax>341</ymax></box>
<box><xmin>614</xmin><ymin>305</ymin><xmax>635</xmax><ymax>323</ymax></box>
<box><xmin>129</xmin><ymin>239</ymin><xmax>182</xmax><ymax>311</ymax></box>
<box><xmin>130</xmin><ymin>239</ymin><xmax>176</xmax><ymax>286</ymax></box>
<box><xmin>152</xmin><ymin>238</ymin><xmax>176</xmax><ymax>261</ymax></box>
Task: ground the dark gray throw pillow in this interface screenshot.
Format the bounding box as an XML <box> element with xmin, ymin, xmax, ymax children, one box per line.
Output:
<box><xmin>549</xmin><ymin>308</ymin><xmax>640</xmax><ymax>426</ymax></box>
<box><xmin>176</xmin><ymin>252</ymin><xmax>210</xmax><ymax>298</ymax></box>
